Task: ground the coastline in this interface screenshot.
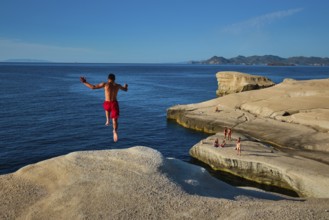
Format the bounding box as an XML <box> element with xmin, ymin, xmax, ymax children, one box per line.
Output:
<box><xmin>167</xmin><ymin>77</ymin><xmax>329</xmax><ymax>198</ymax></box>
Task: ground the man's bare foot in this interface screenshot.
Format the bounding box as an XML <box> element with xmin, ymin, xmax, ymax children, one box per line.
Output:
<box><xmin>113</xmin><ymin>130</ymin><xmax>118</xmax><ymax>142</ymax></box>
<box><xmin>105</xmin><ymin>121</ymin><xmax>110</xmax><ymax>126</ymax></box>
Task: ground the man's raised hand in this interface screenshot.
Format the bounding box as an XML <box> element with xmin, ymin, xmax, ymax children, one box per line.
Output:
<box><xmin>80</xmin><ymin>76</ymin><xmax>87</xmax><ymax>83</ymax></box>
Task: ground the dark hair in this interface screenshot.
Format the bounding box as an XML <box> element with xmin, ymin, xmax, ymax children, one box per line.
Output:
<box><xmin>108</xmin><ymin>73</ymin><xmax>115</xmax><ymax>81</ymax></box>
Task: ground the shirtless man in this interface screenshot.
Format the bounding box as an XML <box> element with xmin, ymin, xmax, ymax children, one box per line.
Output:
<box><xmin>80</xmin><ymin>73</ymin><xmax>128</xmax><ymax>142</ymax></box>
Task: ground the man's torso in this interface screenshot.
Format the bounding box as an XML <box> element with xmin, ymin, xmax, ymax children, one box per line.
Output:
<box><xmin>104</xmin><ymin>82</ymin><xmax>120</xmax><ymax>101</ymax></box>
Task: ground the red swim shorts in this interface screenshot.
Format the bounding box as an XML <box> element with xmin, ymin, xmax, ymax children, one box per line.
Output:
<box><xmin>103</xmin><ymin>100</ymin><xmax>120</xmax><ymax>119</ymax></box>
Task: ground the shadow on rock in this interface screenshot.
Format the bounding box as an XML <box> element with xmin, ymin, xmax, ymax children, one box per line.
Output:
<box><xmin>160</xmin><ymin>157</ymin><xmax>299</xmax><ymax>201</ymax></box>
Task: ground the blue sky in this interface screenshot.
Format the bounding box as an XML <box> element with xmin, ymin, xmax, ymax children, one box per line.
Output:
<box><xmin>1</xmin><ymin>0</ymin><xmax>329</xmax><ymax>63</ymax></box>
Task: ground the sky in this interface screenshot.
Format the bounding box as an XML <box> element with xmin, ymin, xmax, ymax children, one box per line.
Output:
<box><xmin>1</xmin><ymin>0</ymin><xmax>329</xmax><ymax>63</ymax></box>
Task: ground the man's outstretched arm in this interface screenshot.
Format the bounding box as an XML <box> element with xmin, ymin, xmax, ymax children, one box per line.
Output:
<box><xmin>120</xmin><ymin>84</ymin><xmax>128</xmax><ymax>92</ymax></box>
<box><xmin>80</xmin><ymin>77</ymin><xmax>105</xmax><ymax>89</ymax></box>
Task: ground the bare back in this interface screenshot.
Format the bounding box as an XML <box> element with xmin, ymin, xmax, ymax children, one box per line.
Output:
<box><xmin>104</xmin><ymin>82</ymin><xmax>120</xmax><ymax>101</ymax></box>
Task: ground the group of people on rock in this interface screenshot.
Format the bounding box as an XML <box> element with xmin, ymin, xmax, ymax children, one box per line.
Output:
<box><xmin>213</xmin><ymin>138</ymin><xmax>226</xmax><ymax>148</ymax></box>
<box><xmin>213</xmin><ymin>127</ymin><xmax>241</xmax><ymax>155</ymax></box>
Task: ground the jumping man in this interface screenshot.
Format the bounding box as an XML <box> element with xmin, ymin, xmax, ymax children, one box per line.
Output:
<box><xmin>80</xmin><ymin>73</ymin><xmax>128</xmax><ymax>142</ymax></box>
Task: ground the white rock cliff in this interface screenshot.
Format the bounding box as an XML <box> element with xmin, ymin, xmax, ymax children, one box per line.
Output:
<box><xmin>216</xmin><ymin>71</ymin><xmax>275</xmax><ymax>96</ymax></box>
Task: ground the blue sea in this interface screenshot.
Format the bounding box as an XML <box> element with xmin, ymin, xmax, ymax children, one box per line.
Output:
<box><xmin>1</xmin><ymin>63</ymin><xmax>329</xmax><ymax>175</ymax></box>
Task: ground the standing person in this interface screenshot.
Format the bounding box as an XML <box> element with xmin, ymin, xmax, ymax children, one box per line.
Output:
<box><xmin>228</xmin><ymin>128</ymin><xmax>232</xmax><ymax>141</ymax></box>
<box><xmin>80</xmin><ymin>73</ymin><xmax>128</xmax><ymax>142</ymax></box>
<box><xmin>236</xmin><ymin>137</ymin><xmax>241</xmax><ymax>156</ymax></box>
<box><xmin>224</xmin><ymin>127</ymin><xmax>228</xmax><ymax>140</ymax></box>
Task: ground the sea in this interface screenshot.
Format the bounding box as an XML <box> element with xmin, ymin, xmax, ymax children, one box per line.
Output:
<box><xmin>1</xmin><ymin>63</ymin><xmax>329</xmax><ymax>177</ymax></box>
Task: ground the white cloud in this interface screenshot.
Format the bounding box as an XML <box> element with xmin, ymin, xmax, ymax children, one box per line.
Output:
<box><xmin>222</xmin><ymin>8</ymin><xmax>303</xmax><ymax>34</ymax></box>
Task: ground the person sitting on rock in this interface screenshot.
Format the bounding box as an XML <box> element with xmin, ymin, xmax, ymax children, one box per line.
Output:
<box><xmin>220</xmin><ymin>139</ymin><xmax>226</xmax><ymax>148</ymax></box>
<box><xmin>214</xmin><ymin>138</ymin><xmax>219</xmax><ymax>147</ymax></box>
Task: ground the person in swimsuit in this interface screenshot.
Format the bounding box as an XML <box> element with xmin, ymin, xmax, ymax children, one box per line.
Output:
<box><xmin>80</xmin><ymin>73</ymin><xmax>128</xmax><ymax>142</ymax></box>
<box><xmin>236</xmin><ymin>137</ymin><xmax>241</xmax><ymax>155</ymax></box>
<box><xmin>214</xmin><ymin>138</ymin><xmax>225</xmax><ymax>148</ymax></box>
<box><xmin>220</xmin><ymin>139</ymin><xmax>226</xmax><ymax>148</ymax></box>
<box><xmin>227</xmin><ymin>128</ymin><xmax>232</xmax><ymax>141</ymax></box>
<box><xmin>224</xmin><ymin>127</ymin><xmax>228</xmax><ymax>140</ymax></box>
<box><xmin>214</xmin><ymin>138</ymin><xmax>219</xmax><ymax>147</ymax></box>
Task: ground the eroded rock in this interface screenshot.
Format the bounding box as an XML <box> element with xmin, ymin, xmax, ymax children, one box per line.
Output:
<box><xmin>216</xmin><ymin>71</ymin><xmax>275</xmax><ymax>96</ymax></box>
<box><xmin>190</xmin><ymin>134</ymin><xmax>329</xmax><ymax>198</ymax></box>
<box><xmin>168</xmin><ymin>78</ymin><xmax>329</xmax><ymax>152</ymax></box>
<box><xmin>1</xmin><ymin>147</ymin><xmax>307</xmax><ymax>219</ymax></box>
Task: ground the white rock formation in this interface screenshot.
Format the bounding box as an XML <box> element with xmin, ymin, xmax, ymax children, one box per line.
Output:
<box><xmin>216</xmin><ymin>71</ymin><xmax>275</xmax><ymax>96</ymax></box>
<box><xmin>3</xmin><ymin>147</ymin><xmax>328</xmax><ymax>219</ymax></box>
<box><xmin>190</xmin><ymin>133</ymin><xmax>329</xmax><ymax>198</ymax></box>
<box><xmin>168</xmin><ymin>78</ymin><xmax>329</xmax><ymax>152</ymax></box>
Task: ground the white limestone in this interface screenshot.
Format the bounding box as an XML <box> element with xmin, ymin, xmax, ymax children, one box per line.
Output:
<box><xmin>1</xmin><ymin>147</ymin><xmax>329</xmax><ymax>219</ymax></box>
<box><xmin>216</xmin><ymin>71</ymin><xmax>275</xmax><ymax>96</ymax></box>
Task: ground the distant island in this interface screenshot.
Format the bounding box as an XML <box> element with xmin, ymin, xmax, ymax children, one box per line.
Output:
<box><xmin>2</xmin><ymin>59</ymin><xmax>52</xmax><ymax>63</ymax></box>
<box><xmin>190</xmin><ymin>55</ymin><xmax>329</xmax><ymax>66</ymax></box>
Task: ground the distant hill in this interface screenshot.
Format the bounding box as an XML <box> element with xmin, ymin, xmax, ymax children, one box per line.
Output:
<box><xmin>2</xmin><ymin>59</ymin><xmax>52</xmax><ymax>63</ymax></box>
<box><xmin>190</xmin><ymin>55</ymin><xmax>329</xmax><ymax>66</ymax></box>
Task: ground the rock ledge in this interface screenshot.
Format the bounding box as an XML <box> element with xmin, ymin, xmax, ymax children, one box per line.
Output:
<box><xmin>3</xmin><ymin>147</ymin><xmax>323</xmax><ymax>219</ymax></box>
<box><xmin>190</xmin><ymin>133</ymin><xmax>329</xmax><ymax>198</ymax></box>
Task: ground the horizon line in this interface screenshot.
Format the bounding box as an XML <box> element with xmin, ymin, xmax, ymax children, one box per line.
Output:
<box><xmin>1</xmin><ymin>54</ymin><xmax>329</xmax><ymax>64</ymax></box>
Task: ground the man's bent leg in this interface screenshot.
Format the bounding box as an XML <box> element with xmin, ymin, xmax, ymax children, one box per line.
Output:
<box><xmin>112</xmin><ymin>118</ymin><xmax>118</xmax><ymax>142</ymax></box>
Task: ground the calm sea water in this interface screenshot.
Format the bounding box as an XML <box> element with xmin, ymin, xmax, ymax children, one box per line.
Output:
<box><xmin>1</xmin><ymin>63</ymin><xmax>329</xmax><ymax>175</ymax></box>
